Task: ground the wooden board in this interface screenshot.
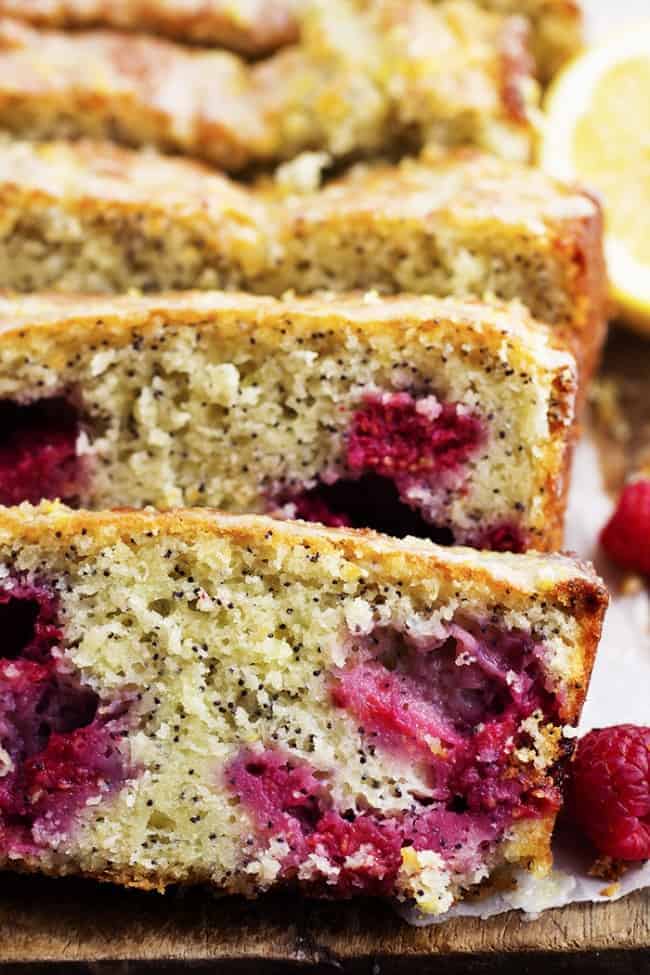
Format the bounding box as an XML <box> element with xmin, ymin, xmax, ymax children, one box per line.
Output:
<box><xmin>1</xmin><ymin>7</ymin><xmax>649</xmax><ymax>971</ymax></box>
<box><xmin>0</xmin><ymin>874</ymin><xmax>648</xmax><ymax>970</ymax></box>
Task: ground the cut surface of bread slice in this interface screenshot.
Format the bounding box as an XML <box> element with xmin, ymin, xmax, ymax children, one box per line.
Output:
<box><xmin>0</xmin><ymin>0</ymin><xmax>539</xmax><ymax>168</ymax></box>
<box><xmin>0</xmin><ymin>503</ymin><xmax>607</xmax><ymax>914</ymax></box>
<box><xmin>0</xmin><ymin>0</ymin><xmax>300</xmax><ymax>54</ymax></box>
<box><xmin>0</xmin><ymin>140</ymin><xmax>606</xmax><ymax>381</ymax></box>
<box><xmin>0</xmin><ymin>290</ymin><xmax>578</xmax><ymax>553</ymax></box>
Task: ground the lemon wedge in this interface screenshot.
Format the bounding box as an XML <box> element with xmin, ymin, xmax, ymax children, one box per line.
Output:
<box><xmin>541</xmin><ymin>24</ymin><xmax>650</xmax><ymax>333</ymax></box>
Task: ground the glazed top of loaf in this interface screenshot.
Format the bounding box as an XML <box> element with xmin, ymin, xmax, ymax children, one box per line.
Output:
<box><xmin>0</xmin><ymin>289</ymin><xmax>574</xmax><ymax>371</ymax></box>
<box><xmin>0</xmin><ymin>501</ymin><xmax>605</xmax><ymax>611</ymax></box>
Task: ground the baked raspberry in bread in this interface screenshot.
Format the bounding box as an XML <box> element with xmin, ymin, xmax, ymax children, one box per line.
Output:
<box><xmin>0</xmin><ymin>290</ymin><xmax>577</xmax><ymax>552</ymax></box>
<box><xmin>0</xmin><ymin>140</ymin><xmax>606</xmax><ymax>380</ymax></box>
<box><xmin>0</xmin><ymin>503</ymin><xmax>606</xmax><ymax>913</ymax></box>
<box><xmin>0</xmin><ymin>0</ymin><xmax>299</xmax><ymax>54</ymax></box>
<box><xmin>0</xmin><ymin>0</ymin><xmax>538</xmax><ymax>168</ymax></box>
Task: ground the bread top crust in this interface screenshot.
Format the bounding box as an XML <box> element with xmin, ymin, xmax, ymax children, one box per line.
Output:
<box><xmin>276</xmin><ymin>149</ymin><xmax>598</xmax><ymax>236</ymax></box>
<box><xmin>0</xmin><ymin>139</ymin><xmax>266</xmax><ymax>225</ymax></box>
<box><xmin>0</xmin><ymin>16</ymin><xmax>272</xmax><ymax>168</ymax></box>
<box><xmin>0</xmin><ymin>138</ymin><xmax>598</xmax><ymax>241</ymax></box>
<box><xmin>0</xmin><ymin>0</ymin><xmax>581</xmax><ymax>72</ymax></box>
<box><xmin>0</xmin><ymin>501</ymin><xmax>605</xmax><ymax>614</ymax></box>
<box><xmin>0</xmin><ymin>139</ymin><xmax>599</xmax><ymax>257</ymax></box>
<box><xmin>0</xmin><ymin>140</ymin><xmax>272</xmax><ymax>276</ymax></box>
<box><xmin>0</xmin><ymin>289</ymin><xmax>575</xmax><ymax>374</ymax></box>
<box><xmin>0</xmin><ymin>0</ymin><xmax>299</xmax><ymax>53</ymax></box>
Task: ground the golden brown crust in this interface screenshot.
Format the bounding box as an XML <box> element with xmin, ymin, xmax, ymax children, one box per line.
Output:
<box><xmin>0</xmin><ymin>136</ymin><xmax>268</xmax><ymax>231</ymax></box>
<box><xmin>0</xmin><ymin>0</ymin><xmax>582</xmax><ymax>80</ymax></box>
<box><xmin>541</xmin><ymin>367</ymin><xmax>579</xmax><ymax>554</ymax></box>
<box><xmin>0</xmin><ymin>0</ymin><xmax>299</xmax><ymax>54</ymax></box>
<box><xmin>553</xmin><ymin>574</ymin><xmax>609</xmax><ymax>721</ymax></box>
<box><xmin>0</xmin><ymin>288</ymin><xmax>568</xmax><ymax>351</ymax></box>
<box><xmin>552</xmin><ymin>189</ymin><xmax>610</xmax><ymax>395</ymax></box>
<box><xmin>0</xmin><ymin>502</ymin><xmax>608</xmax><ymax>643</ymax></box>
<box><xmin>498</xmin><ymin>14</ymin><xmax>535</xmax><ymax>124</ymax></box>
<box><xmin>0</xmin><ymin>18</ymin><xmax>273</xmax><ymax>170</ymax></box>
<box><xmin>280</xmin><ymin>146</ymin><xmax>598</xmax><ymax>231</ymax></box>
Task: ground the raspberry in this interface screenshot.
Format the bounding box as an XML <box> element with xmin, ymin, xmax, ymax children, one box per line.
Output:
<box><xmin>290</xmin><ymin>492</ymin><xmax>352</xmax><ymax>529</ymax></box>
<box><xmin>570</xmin><ymin>725</ymin><xmax>650</xmax><ymax>861</ymax></box>
<box><xmin>0</xmin><ymin>397</ymin><xmax>82</xmax><ymax>506</ymax></box>
<box><xmin>600</xmin><ymin>479</ymin><xmax>650</xmax><ymax>575</ymax></box>
<box><xmin>472</xmin><ymin>521</ymin><xmax>526</xmax><ymax>554</ymax></box>
<box><xmin>346</xmin><ymin>392</ymin><xmax>484</xmax><ymax>477</ymax></box>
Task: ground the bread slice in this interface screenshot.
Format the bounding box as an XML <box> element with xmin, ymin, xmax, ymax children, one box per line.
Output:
<box><xmin>0</xmin><ymin>0</ymin><xmax>581</xmax><ymax>81</ymax></box>
<box><xmin>0</xmin><ymin>140</ymin><xmax>272</xmax><ymax>291</ymax></box>
<box><xmin>0</xmin><ymin>140</ymin><xmax>606</xmax><ymax>381</ymax></box>
<box><xmin>0</xmin><ymin>502</ymin><xmax>607</xmax><ymax>913</ymax></box>
<box><xmin>0</xmin><ymin>0</ymin><xmax>539</xmax><ymax>168</ymax></box>
<box><xmin>0</xmin><ymin>290</ymin><xmax>577</xmax><ymax>552</ymax></box>
<box><xmin>0</xmin><ymin>0</ymin><xmax>299</xmax><ymax>54</ymax></box>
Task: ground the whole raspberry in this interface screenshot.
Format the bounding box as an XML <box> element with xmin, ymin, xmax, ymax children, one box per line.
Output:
<box><xmin>600</xmin><ymin>479</ymin><xmax>650</xmax><ymax>575</ymax></box>
<box><xmin>570</xmin><ymin>724</ymin><xmax>650</xmax><ymax>861</ymax></box>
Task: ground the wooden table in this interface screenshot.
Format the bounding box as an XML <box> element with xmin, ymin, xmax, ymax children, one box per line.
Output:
<box><xmin>1</xmin><ymin>873</ymin><xmax>648</xmax><ymax>972</ymax></box>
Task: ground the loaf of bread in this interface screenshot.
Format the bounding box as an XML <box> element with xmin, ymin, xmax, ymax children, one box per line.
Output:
<box><xmin>0</xmin><ymin>290</ymin><xmax>577</xmax><ymax>551</ymax></box>
<box><xmin>0</xmin><ymin>140</ymin><xmax>606</xmax><ymax>380</ymax></box>
<box><xmin>0</xmin><ymin>503</ymin><xmax>607</xmax><ymax>914</ymax></box>
<box><xmin>0</xmin><ymin>0</ymin><xmax>538</xmax><ymax>168</ymax></box>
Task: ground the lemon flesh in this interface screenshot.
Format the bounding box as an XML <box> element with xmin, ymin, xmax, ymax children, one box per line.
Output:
<box><xmin>542</xmin><ymin>28</ymin><xmax>650</xmax><ymax>332</ymax></box>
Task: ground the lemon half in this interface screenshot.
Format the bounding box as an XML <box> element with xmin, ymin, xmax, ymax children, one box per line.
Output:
<box><xmin>541</xmin><ymin>24</ymin><xmax>650</xmax><ymax>333</ymax></box>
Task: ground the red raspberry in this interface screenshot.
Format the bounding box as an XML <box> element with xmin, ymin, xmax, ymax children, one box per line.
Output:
<box><xmin>600</xmin><ymin>479</ymin><xmax>650</xmax><ymax>575</ymax></box>
<box><xmin>347</xmin><ymin>393</ymin><xmax>484</xmax><ymax>477</ymax></box>
<box><xmin>290</xmin><ymin>492</ymin><xmax>352</xmax><ymax>528</ymax></box>
<box><xmin>570</xmin><ymin>725</ymin><xmax>650</xmax><ymax>861</ymax></box>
